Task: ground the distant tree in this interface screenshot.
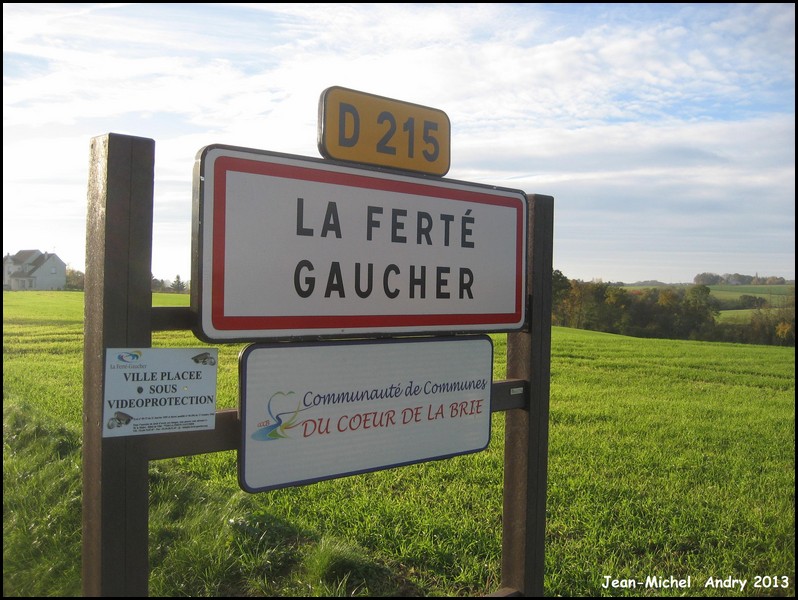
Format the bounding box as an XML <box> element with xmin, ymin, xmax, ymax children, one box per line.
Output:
<box><xmin>749</xmin><ymin>309</ymin><xmax>778</xmax><ymax>345</ymax></box>
<box><xmin>657</xmin><ymin>288</ymin><xmax>680</xmax><ymax>310</ymax></box>
<box><xmin>724</xmin><ymin>273</ymin><xmax>754</xmax><ymax>285</ymax></box>
<box><xmin>552</xmin><ymin>273</ymin><xmax>791</xmax><ymax>346</ymax></box>
<box><xmin>65</xmin><ymin>267</ymin><xmax>85</xmax><ymax>291</ymax></box>
<box><xmin>775</xmin><ymin>321</ymin><xmax>794</xmax><ymax>345</ymax></box>
<box><xmin>559</xmin><ymin>279</ymin><xmax>591</xmax><ymax>329</ymax></box>
<box><xmin>694</xmin><ymin>272</ymin><xmax>788</xmax><ymax>286</ymax></box>
<box><xmin>552</xmin><ymin>269</ymin><xmax>570</xmax><ymax>302</ymax></box>
<box><xmin>582</xmin><ymin>281</ymin><xmax>614</xmax><ymax>332</ymax></box>
<box><xmin>738</xmin><ymin>294</ymin><xmax>767</xmax><ymax>309</ymax></box>
<box><xmin>693</xmin><ymin>272</ymin><xmax>722</xmax><ymax>286</ymax></box>
<box><xmin>600</xmin><ymin>286</ymin><xmax>632</xmax><ymax>334</ymax></box>
<box><xmin>151</xmin><ymin>275</ymin><xmax>165</xmax><ymax>292</ymax></box>
<box><xmin>551</xmin><ymin>269</ymin><xmax>571</xmax><ymax>324</ymax></box>
<box><xmin>764</xmin><ymin>286</ymin><xmax>795</xmax><ymax>346</ymax></box>
<box><xmin>170</xmin><ymin>275</ymin><xmax>187</xmax><ymax>293</ymax></box>
<box><xmin>679</xmin><ymin>284</ymin><xmax>719</xmax><ymax>338</ymax></box>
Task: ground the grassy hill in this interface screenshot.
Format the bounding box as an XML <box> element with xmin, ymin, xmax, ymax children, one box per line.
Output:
<box><xmin>708</xmin><ymin>284</ymin><xmax>792</xmax><ymax>304</ymax></box>
<box><xmin>622</xmin><ymin>283</ymin><xmax>792</xmax><ymax>303</ymax></box>
<box><xmin>621</xmin><ymin>284</ymin><xmax>794</xmax><ymax>329</ymax></box>
<box><xmin>3</xmin><ymin>291</ymin><xmax>795</xmax><ymax>597</ymax></box>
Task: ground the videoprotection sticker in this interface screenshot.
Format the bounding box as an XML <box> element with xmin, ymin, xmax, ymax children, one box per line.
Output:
<box><xmin>103</xmin><ymin>348</ymin><xmax>218</xmax><ymax>437</ymax></box>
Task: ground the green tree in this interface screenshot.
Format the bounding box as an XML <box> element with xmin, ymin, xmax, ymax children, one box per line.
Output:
<box><xmin>693</xmin><ymin>272</ymin><xmax>722</xmax><ymax>285</ymax></box>
<box><xmin>749</xmin><ymin>286</ymin><xmax>795</xmax><ymax>346</ymax></box>
<box><xmin>65</xmin><ymin>267</ymin><xmax>85</xmax><ymax>291</ymax></box>
<box><xmin>738</xmin><ymin>294</ymin><xmax>767</xmax><ymax>309</ymax></box>
<box><xmin>170</xmin><ymin>275</ymin><xmax>187</xmax><ymax>293</ymax></box>
<box><xmin>602</xmin><ymin>286</ymin><xmax>632</xmax><ymax>334</ymax></box>
<box><xmin>559</xmin><ymin>279</ymin><xmax>591</xmax><ymax>329</ymax></box>
<box><xmin>679</xmin><ymin>284</ymin><xmax>719</xmax><ymax>339</ymax></box>
<box><xmin>581</xmin><ymin>281</ymin><xmax>613</xmax><ymax>332</ymax></box>
<box><xmin>551</xmin><ymin>269</ymin><xmax>571</xmax><ymax>325</ymax></box>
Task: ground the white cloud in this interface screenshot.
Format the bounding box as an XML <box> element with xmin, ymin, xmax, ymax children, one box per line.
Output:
<box><xmin>3</xmin><ymin>3</ymin><xmax>794</xmax><ymax>283</ymax></box>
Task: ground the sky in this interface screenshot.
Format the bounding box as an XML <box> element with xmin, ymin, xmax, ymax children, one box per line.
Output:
<box><xmin>3</xmin><ymin>3</ymin><xmax>795</xmax><ymax>285</ymax></box>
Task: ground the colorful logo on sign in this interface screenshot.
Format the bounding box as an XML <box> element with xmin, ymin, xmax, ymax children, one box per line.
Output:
<box><xmin>116</xmin><ymin>350</ymin><xmax>143</xmax><ymax>363</ymax></box>
<box><xmin>251</xmin><ymin>391</ymin><xmax>307</xmax><ymax>441</ymax></box>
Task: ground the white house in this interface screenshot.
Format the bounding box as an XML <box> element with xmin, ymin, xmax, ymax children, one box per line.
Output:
<box><xmin>3</xmin><ymin>250</ymin><xmax>67</xmax><ymax>291</ymax></box>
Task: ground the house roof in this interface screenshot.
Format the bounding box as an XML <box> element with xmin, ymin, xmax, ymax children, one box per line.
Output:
<box><xmin>26</xmin><ymin>253</ymin><xmax>52</xmax><ymax>275</ymax></box>
<box><xmin>4</xmin><ymin>250</ymin><xmax>65</xmax><ymax>278</ymax></box>
<box><xmin>11</xmin><ymin>249</ymin><xmax>42</xmax><ymax>264</ymax></box>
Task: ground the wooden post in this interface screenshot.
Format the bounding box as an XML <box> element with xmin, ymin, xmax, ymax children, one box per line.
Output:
<box><xmin>501</xmin><ymin>194</ymin><xmax>554</xmax><ymax>596</ymax></box>
<box><xmin>83</xmin><ymin>133</ymin><xmax>155</xmax><ymax>596</ymax></box>
<box><xmin>80</xmin><ymin>132</ymin><xmax>553</xmax><ymax>597</ymax></box>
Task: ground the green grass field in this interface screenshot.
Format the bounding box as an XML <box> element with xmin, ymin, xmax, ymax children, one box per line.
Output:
<box><xmin>621</xmin><ymin>284</ymin><xmax>792</xmax><ymax>305</ymax></box>
<box><xmin>620</xmin><ymin>284</ymin><xmax>793</xmax><ymax>330</ymax></box>
<box><xmin>3</xmin><ymin>291</ymin><xmax>795</xmax><ymax>597</ymax></box>
<box><xmin>716</xmin><ymin>309</ymin><xmax>756</xmax><ymax>324</ymax></box>
<box><xmin>708</xmin><ymin>285</ymin><xmax>792</xmax><ymax>303</ymax></box>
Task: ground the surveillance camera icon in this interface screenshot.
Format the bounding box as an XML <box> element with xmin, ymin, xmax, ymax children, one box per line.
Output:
<box><xmin>191</xmin><ymin>352</ymin><xmax>216</xmax><ymax>366</ymax></box>
<box><xmin>107</xmin><ymin>411</ymin><xmax>134</xmax><ymax>429</ymax></box>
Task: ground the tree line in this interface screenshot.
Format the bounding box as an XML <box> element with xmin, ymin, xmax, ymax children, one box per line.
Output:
<box><xmin>693</xmin><ymin>272</ymin><xmax>788</xmax><ymax>286</ymax></box>
<box><xmin>151</xmin><ymin>274</ymin><xmax>188</xmax><ymax>293</ymax></box>
<box><xmin>552</xmin><ymin>271</ymin><xmax>795</xmax><ymax>346</ymax></box>
<box><xmin>66</xmin><ymin>268</ymin><xmax>189</xmax><ymax>294</ymax></box>
<box><xmin>63</xmin><ymin>267</ymin><xmax>797</xmax><ymax>346</ymax></box>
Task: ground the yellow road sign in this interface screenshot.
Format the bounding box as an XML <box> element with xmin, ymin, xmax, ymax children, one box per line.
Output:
<box><xmin>318</xmin><ymin>86</ymin><xmax>451</xmax><ymax>176</ymax></box>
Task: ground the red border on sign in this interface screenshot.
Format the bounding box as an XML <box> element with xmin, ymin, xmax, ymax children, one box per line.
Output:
<box><xmin>211</xmin><ymin>155</ymin><xmax>525</xmax><ymax>332</ymax></box>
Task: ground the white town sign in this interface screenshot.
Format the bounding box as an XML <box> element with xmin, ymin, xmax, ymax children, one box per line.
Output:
<box><xmin>192</xmin><ymin>145</ymin><xmax>527</xmax><ymax>340</ymax></box>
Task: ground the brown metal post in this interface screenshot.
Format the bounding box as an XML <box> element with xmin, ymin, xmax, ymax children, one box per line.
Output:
<box><xmin>501</xmin><ymin>194</ymin><xmax>554</xmax><ymax>596</ymax></box>
<box><xmin>83</xmin><ymin>133</ymin><xmax>155</xmax><ymax>596</ymax></box>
